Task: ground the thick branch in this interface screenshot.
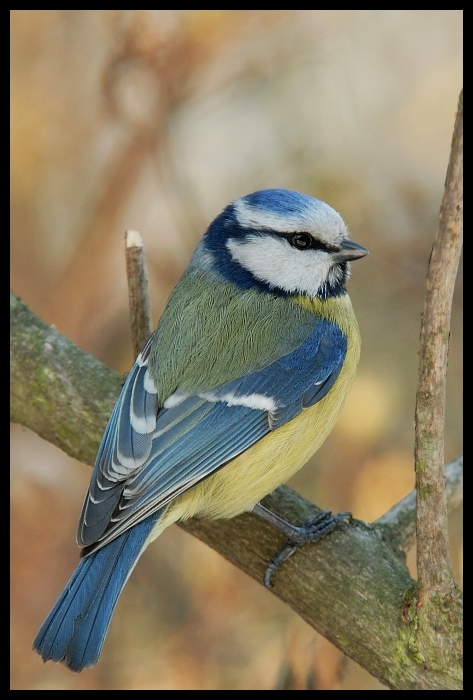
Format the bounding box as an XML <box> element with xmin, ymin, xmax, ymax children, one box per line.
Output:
<box><xmin>10</xmin><ymin>290</ymin><xmax>462</xmax><ymax>689</ymax></box>
<box><xmin>415</xmin><ymin>90</ymin><xmax>463</xmax><ymax>594</ymax></box>
<box><xmin>10</xmin><ymin>291</ymin><xmax>121</xmax><ymax>466</ymax></box>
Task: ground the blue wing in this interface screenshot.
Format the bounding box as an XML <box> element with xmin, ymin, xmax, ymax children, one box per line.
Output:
<box><xmin>78</xmin><ymin>319</ymin><xmax>347</xmax><ymax>553</ymax></box>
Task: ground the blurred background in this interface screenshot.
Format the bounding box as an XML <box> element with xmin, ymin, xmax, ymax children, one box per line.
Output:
<box><xmin>10</xmin><ymin>10</ymin><xmax>462</xmax><ymax>690</ymax></box>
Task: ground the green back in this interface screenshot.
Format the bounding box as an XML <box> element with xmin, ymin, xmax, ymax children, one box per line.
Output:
<box><xmin>149</xmin><ymin>267</ymin><xmax>321</xmax><ymax>401</ymax></box>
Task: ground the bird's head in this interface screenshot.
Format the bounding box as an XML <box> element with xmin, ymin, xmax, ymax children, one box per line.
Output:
<box><xmin>197</xmin><ymin>188</ymin><xmax>368</xmax><ymax>299</ymax></box>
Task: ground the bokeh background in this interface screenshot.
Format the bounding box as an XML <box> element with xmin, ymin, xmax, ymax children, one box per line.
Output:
<box><xmin>10</xmin><ymin>10</ymin><xmax>462</xmax><ymax>690</ymax></box>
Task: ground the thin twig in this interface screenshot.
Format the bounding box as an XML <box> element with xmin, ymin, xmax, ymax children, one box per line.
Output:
<box><xmin>125</xmin><ymin>230</ymin><xmax>153</xmax><ymax>358</ymax></box>
<box><xmin>375</xmin><ymin>455</ymin><xmax>463</xmax><ymax>553</ymax></box>
<box><xmin>415</xmin><ymin>90</ymin><xmax>463</xmax><ymax>594</ymax></box>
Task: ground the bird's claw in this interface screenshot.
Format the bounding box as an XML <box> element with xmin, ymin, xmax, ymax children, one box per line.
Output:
<box><xmin>263</xmin><ymin>510</ymin><xmax>351</xmax><ymax>589</ymax></box>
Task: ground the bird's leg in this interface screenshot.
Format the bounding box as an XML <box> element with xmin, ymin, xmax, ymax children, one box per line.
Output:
<box><xmin>251</xmin><ymin>502</ymin><xmax>350</xmax><ymax>589</ymax></box>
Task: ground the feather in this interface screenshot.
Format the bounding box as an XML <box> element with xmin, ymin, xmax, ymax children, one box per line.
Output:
<box><xmin>34</xmin><ymin>510</ymin><xmax>164</xmax><ymax>671</ymax></box>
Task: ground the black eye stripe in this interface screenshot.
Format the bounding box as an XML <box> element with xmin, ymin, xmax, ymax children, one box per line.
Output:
<box><xmin>278</xmin><ymin>232</ymin><xmax>337</xmax><ymax>253</ymax></box>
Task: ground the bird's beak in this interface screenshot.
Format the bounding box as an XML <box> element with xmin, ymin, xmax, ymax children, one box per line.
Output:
<box><xmin>333</xmin><ymin>239</ymin><xmax>369</xmax><ymax>263</ymax></box>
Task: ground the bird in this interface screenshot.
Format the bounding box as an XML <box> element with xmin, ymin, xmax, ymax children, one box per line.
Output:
<box><xmin>33</xmin><ymin>188</ymin><xmax>368</xmax><ymax>672</ymax></box>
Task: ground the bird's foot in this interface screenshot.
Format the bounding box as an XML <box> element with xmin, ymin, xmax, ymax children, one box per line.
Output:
<box><xmin>251</xmin><ymin>503</ymin><xmax>350</xmax><ymax>589</ymax></box>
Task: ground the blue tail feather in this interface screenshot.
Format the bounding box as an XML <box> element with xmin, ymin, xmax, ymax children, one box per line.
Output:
<box><xmin>33</xmin><ymin>511</ymin><xmax>163</xmax><ymax>672</ymax></box>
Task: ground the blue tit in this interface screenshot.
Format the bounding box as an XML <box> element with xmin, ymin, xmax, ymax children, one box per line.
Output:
<box><xmin>33</xmin><ymin>188</ymin><xmax>368</xmax><ymax>672</ymax></box>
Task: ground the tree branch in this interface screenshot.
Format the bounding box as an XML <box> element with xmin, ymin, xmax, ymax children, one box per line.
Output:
<box><xmin>375</xmin><ymin>455</ymin><xmax>463</xmax><ymax>554</ymax></box>
<box><xmin>10</xmin><ymin>291</ymin><xmax>121</xmax><ymax>466</ymax></box>
<box><xmin>9</xmin><ymin>290</ymin><xmax>462</xmax><ymax>689</ymax></box>
<box><xmin>398</xmin><ymin>88</ymin><xmax>464</xmax><ymax>685</ymax></box>
<box><xmin>414</xmin><ymin>89</ymin><xmax>463</xmax><ymax>596</ymax></box>
<box><xmin>125</xmin><ymin>229</ymin><xmax>153</xmax><ymax>359</ymax></box>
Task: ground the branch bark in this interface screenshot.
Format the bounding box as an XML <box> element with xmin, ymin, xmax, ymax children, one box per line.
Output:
<box><xmin>414</xmin><ymin>89</ymin><xmax>463</xmax><ymax>595</ymax></box>
<box><xmin>376</xmin><ymin>455</ymin><xmax>463</xmax><ymax>554</ymax></box>
<box><xmin>125</xmin><ymin>229</ymin><xmax>153</xmax><ymax>359</ymax></box>
<box><xmin>401</xmin><ymin>90</ymin><xmax>463</xmax><ymax>682</ymax></box>
<box><xmin>10</xmin><ymin>291</ymin><xmax>121</xmax><ymax>466</ymax></box>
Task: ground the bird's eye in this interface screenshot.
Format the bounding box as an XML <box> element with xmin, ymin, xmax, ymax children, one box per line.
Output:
<box><xmin>291</xmin><ymin>233</ymin><xmax>312</xmax><ymax>250</ymax></box>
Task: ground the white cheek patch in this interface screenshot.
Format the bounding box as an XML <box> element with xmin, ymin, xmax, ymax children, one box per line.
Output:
<box><xmin>227</xmin><ymin>235</ymin><xmax>337</xmax><ymax>297</ymax></box>
<box><xmin>200</xmin><ymin>390</ymin><xmax>277</xmax><ymax>412</ymax></box>
<box><xmin>234</xmin><ymin>199</ymin><xmax>347</xmax><ymax>247</ymax></box>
